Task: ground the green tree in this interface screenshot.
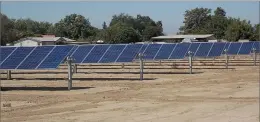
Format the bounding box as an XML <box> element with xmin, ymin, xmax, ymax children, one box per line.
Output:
<box><xmin>1</xmin><ymin>14</ymin><xmax>21</xmax><ymax>45</ymax></box>
<box><xmin>113</xmin><ymin>27</ymin><xmax>141</xmax><ymax>43</ymax></box>
<box><xmin>239</xmin><ymin>20</ymin><xmax>254</xmax><ymax>40</ymax></box>
<box><xmin>224</xmin><ymin>19</ymin><xmax>241</xmax><ymax>41</ymax></box>
<box><xmin>179</xmin><ymin>7</ymin><xmax>212</xmax><ymax>34</ymax></box>
<box><xmin>210</xmin><ymin>7</ymin><xmax>228</xmax><ymax>39</ymax></box>
<box><xmin>54</xmin><ymin>14</ymin><xmax>93</xmax><ymax>40</ymax></box>
<box><xmin>109</xmin><ymin>13</ymin><xmax>135</xmax><ymax>27</ymax></box>
<box><xmin>214</xmin><ymin>7</ymin><xmax>226</xmax><ymax>17</ymax></box>
<box><xmin>102</xmin><ymin>21</ymin><xmax>107</xmax><ymax>29</ymax></box>
<box><xmin>142</xmin><ymin>26</ymin><xmax>161</xmax><ymax>41</ymax></box>
<box><xmin>106</xmin><ymin>22</ymin><xmax>128</xmax><ymax>43</ymax></box>
<box><xmin>109</xmin><ymin>13</ymin><xmax>163</xmax><ymax>42</ymax></box>
<box><xmin>252</xmin><ymin>24</ymin><xmax>260</xmax><ymax>41</ymax></box>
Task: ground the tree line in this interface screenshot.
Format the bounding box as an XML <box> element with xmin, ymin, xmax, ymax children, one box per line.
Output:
<box><xmin>1</xmin><ymin>13</ymin><xmax>163</xmax><ymax>45</ymax></box>
<box><xmin>179</xmin><ymin>7</ymin><xmax>260</xmax><ymax>41</ymax></box>
<box><xmin>1</xmin><ymin>7</ymin><xmax>259</xmax><ymax>45</ymax></box>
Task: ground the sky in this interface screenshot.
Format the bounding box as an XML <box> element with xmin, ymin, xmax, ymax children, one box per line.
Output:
<box><xmin>1</xmin><ymin>1</ymin><xmax>259</xmax><ymax>35</ymax></box>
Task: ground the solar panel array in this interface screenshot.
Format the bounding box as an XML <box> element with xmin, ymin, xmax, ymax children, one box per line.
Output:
<box><xmin>0</xmin><ymin>41</ymin><xmax>259</xmax><ymax>70</ymax></box>
<box><xmin>0</xmin><ymin>45</ymin><xmax>74</xmax><ymax>70</ymax></box>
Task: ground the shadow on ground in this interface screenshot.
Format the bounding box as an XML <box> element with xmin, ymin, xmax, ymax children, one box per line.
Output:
<box><xmin>58</xmin><ymin>67</ymin><xmax>236</xmax><ymax>70</ymax></box>
<box><xmin>0</xmin><ymin>86</ymin><xmax>95</xmax><ymax>91</ymax></box>
<box><xmin>1</xmin><ymin>71</ymin><xmax>204</xmax><ymax>75</ymax></box>
<box><xmin>0</xmin><ymin>77</ymin><xmax>157</xmax><ymax>81</ymax></box>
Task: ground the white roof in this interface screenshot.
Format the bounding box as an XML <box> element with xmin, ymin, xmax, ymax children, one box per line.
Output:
<box><xmin>152</xmin><ymin>34</ymin><xmax>214</xmax><ymax>39</ymax></box>
<box><xmin>21</xmin><ymin>37</ymin><xmax>76</xmax><ymax>42</ymax></box>
<box><xmin>29</xmin><ymin>37</ymin><xmax>60</xmax><ymax>42</ymax></box>
<box><xmin>63</xmin><ymin>37</ymin><xmax>76</xmax><ymax>42</ymax></box>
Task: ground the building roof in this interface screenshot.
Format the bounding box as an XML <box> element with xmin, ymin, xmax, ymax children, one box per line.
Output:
<box><xmin>29</xmin><ymin>37</ymin><xmax>61</xmax><ymax>42</ymax></box>
<box><xmin>15</xmin><ymin>37</ymin><xmax>76</xmax><ymax>43</ymax></box>
<box><xmin>62</xmin><ymin>37</ymin><xmax>76</xmax><ymax>42</ymax></box>
<box><xmin>151</xmin><ymin>34</ymin><xmax>215</xmax><ymax>40</ymax></box>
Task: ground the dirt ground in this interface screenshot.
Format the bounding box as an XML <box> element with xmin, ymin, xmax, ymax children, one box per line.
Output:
<box><xmin>0</xmin><ymin>61</ymin><xmax>259</xmax><ymax>122</ymax></box>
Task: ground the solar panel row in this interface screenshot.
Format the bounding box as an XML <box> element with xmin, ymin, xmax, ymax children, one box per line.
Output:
<box><xmin>142</xmin><ymin>41</ymin><xmax>259</xmax><ymax>60</ymax></box>
<box><xmin>69</xmin><ymin>41</ymin><xmax>259</xmax><ymax>63</ymax></box>
<box><xmin>0</xmin><ymin>45</ymin><xmax>74</xmax><ymax>70</ymax></box>
<box><xmin>0</xmin><ymin>41</ymin><xmax>259</xmax><ymax>70</ymax></box>
<box><xmin>70</xmin><ymin>44</ymin><xmax>143</xmax><ymax>63</ymax></box>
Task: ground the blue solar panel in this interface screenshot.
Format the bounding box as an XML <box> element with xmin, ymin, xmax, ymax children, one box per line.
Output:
<box><xmin>252</xmin><ymin>41</ymin><xmax>260</xmax><ymax>53</ymax></box>
<box><xmin>143</xmin><ymin>44</ymin><xmax>162</xmax><ymax>60</ymax></box>
<box><xmin>67</xmin><ymin>45</ymin><xmax>78</xmax><ymax>56</ymax></box>
<box><xmin>71</xmin><ymin>45</ymin><xmax>94</xmax><ymax>63</ymax></box>
<box><xmin>207</xmin><ymin>42</ymin><xmax>226</xmax><ymax>57</ymax></box>
<box><xmin>154</xmin><ymin>44</ymin><xmax>176</xmax><ymax>60</ymax></box>
<box><xmin>116</xmin><ymin>44</ymin><xmax>143</xmax><ymax>62</ymax></box>
<box><xmin>238</xmin><ymin>42</ymin><xmax>254</xmax><ymax>55</ymax></box>
<box><xmin>99</xmin><ymin>44</ymin><xmax>126</xmax><ymax>63</ymax></box>
<box><xmin>194</xmin><ymin>43</ymin><xmax>213</xmax><ymax>57</ymax></box>
<box><xmin>222</xmin><ymin>42</ymin><xmax>230</xmax><ymax>54</ymax></box>
<box><xmin>17</xmin><ymin>46</ymin><xmax>55</xmax><ymax>69</ymax></box>
<box><xmin>138</xmin><ymin>44</ymin><xmax>149</xmax><ymax>54</ymax></box>
<box><xmin>0</xmin><ymin>47</ymin><xmax>17</xmax><ymax>63</ymax></box>
<box><xmin>37</xmin><ymin>45</ymin><xmax>74</xmax><ymax>69</ymax></box>
<box><xmin>169</xmin><ymin>43</ymin><xmax>191</xmax><ymax>59</ymax></box>
<box><xmin>227</xmin><ymin>42</ymin><xmax>242</xmax><ymax>55</ymax></box>
<box><xmin>186</xmin><ymin>43</ymin><xmax>200</xmax><ymax>56</ymax></box>
<box><xmin>0</xmin><ymin>47</ymin><xmax>34</xmax><ymax>69</ymax></box>
<box><xmin>82</xmin><ymin>44</ymin><xmax>110</xmax><ymax>63</ymax></box>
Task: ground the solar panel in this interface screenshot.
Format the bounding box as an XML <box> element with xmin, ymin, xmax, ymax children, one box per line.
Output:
<box><xmin>207</xmin><ymin>42</ymin><xmax>226</xmax><ymax>57</ymax></box>
<box><xmin>71</xmin><ymin>45</ymin><xmax>95</xmax><ymax>63</ymax></box>
<box><xmin>116</xmin><ymin>44</ymin><xmax>143</xmax><ymax>62</ymax></box>
<box><xmin>154</xmin><ymin>44</ymin><xmax>176</xmax><ymax>60</ymax></box>
<box><xmin>186</xmin><ymin>43</ymin><xmax>200</xmax><ymax>56</ymax></box>
<box><xmin>252</xmin><ymin>41</ymin><xmax>260</xmax><ymax>53</ymax></box>
<box><xmin>61</xmin><ymin>45</ymin><xmax>78</xmax><ymax>63</ymax></box>
<box><xmin>36</xmin><ymin>45</ymin><xmax>74</xmax><ymax>69</ymax></box>
<box><xmin>169</xmin><ymin>43</ymin><xmax>191</xmax><ymax>59</ymax></box>
<box><xmin>238</xmin><ymin>42</ymin><xmax>254</xmax><ymax>55</ymax></box>
<box><xmin>138</xmin><ymin>44</ymin><xmax>149</xmax><ymax>54</ymax></box>
<box><xmin>0</xmin><ymin>41</ymin><xmax>257</xmax><ymax>70</ymax></box>
<box><xmin>16</xmin><ymin>46</ymin><xmax>55</xmax><ymax>69</ymax></box>
<box><xmin>222</xmin><ymin>42</ymin><xmax>230</xmax><ymax>54</ymax></box>
<box><xmin>0</xmin><ymin>47</ymin><xmax>17</xmax><ymax>63</ymax></box>
<box><xmin>67</xmin><ymin>45</ymin><xmax>78</xmax><ymax>56</ymax></box>
<box><xmin>194</xmin><ymin>43</ymin><xmax>213</xmax><ymax>57</ymax></box>
<box><xmin>82</xmin><ymin>44</ymin><xmax>110</xmax><ymax>63</ymax></box>
<box><xmin>227</xmin><ymin>42</ymin><xmax>242</xmax><ymax>55</ymax></box>
<box><xmin>99</xmin><ymin>44</ymin><xmax>126</xmax><ymax>63</ymax></box>
<box><xmin>143</xmin><ymin>44</ymin><xmax>162</xmax><ymax>60</ymax></box>
<box><xmin>0</xmin><ymin>47</ymin><xmax>35</xmax><ymax>69</ymax></box>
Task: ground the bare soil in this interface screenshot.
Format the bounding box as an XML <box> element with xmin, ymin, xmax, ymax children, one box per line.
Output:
<box><xmin>0</xmin><ymin>60</ymin><xmax>259</xmax><ymax>122</ymax></box>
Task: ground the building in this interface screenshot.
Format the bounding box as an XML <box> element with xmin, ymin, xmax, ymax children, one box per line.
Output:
<box><xmin>151</xmin><ymin>34</ymin><xmax>217</xmax><ymax>43</ymax></box>
<box><xmin>13</xmin><ymin>36</ymin><xmax>76</xmax><ymax>46</ymax></box>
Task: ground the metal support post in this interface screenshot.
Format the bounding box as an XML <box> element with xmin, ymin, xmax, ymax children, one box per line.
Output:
<box><xmin>67</xmin><ymin>57</ymin><xmax>73</xmax><ymax>90</ymax></box>
<box><xmin>73</xmin><ymin>64</ymin><xmax>78</xmax><ymax>73</ymax></box>
<box><xmin>159</xmin><ymin>60</ymin><xmax>161</xmax><ymax>65</ymax></box>
<box><xmin>121</xmin><ymin>63</ymin><xmax>125</xmax><ymax>69</ymax></box>
<box><xmin>188</xmin><ymin>51</ymin><xmax>193</xmax><ymax>74</ymax></box>
<box><xmin>7</xmin><ymin>70</ymin><xmax>11</xmax><ymax>80</ymax></box>
<box><xmin>138</xmin><ymin>53</ymin><xmax>144</xmax><ymax>81</ymax></box>
<box><xmin>253</xmin><ymin>48</ymin><xmax>257</xmax><ymax>66</ymax></box>
<box><xmin>224</xmin><ymin>49</ymin><xmax>229</xmax><ymax>69</ymax></box>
